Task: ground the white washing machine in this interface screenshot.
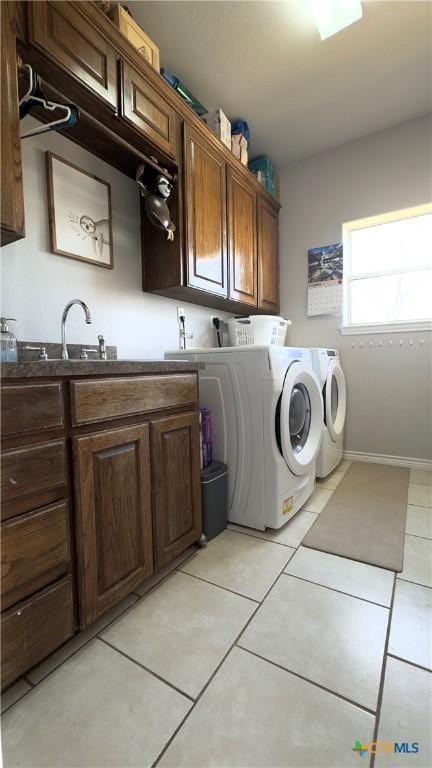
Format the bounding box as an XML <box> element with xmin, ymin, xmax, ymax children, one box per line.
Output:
<box><xmin>310</xmin><ymin>348</ymin><xmax>346</xmax><ymax>478</ymax></box>
<box><xmin>165</xmin><ymin>346</ymin><xmax>323</xmax><ymax>530</ymax></box>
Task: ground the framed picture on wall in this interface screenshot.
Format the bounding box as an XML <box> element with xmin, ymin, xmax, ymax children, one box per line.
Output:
<box><xmin>46</xmin><ymin>152</ymin><xmax>113</xmax><ymax>269</ymax></box>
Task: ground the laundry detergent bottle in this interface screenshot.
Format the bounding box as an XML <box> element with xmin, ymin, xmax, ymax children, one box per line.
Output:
<box><xmin>0</xmin><ymin>317</ymin><xmax>18</xmax><ymax>362</ymax></box>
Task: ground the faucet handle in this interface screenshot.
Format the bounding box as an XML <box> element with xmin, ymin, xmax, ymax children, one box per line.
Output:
<box><xmin>23</xmin><ymin>345</ymin><xmax>48</xmax><ymax>361</ymax></box>
<box><xmin>79</xmin><ymin>348</ymin><xmax>98</xmax><ymax>360</ymax></box>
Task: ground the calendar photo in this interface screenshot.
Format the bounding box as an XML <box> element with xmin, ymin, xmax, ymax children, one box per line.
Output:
<box><xmin>308</xmin><ymin>242</ymin><xmax>343</xmax><ymax>284</ymax></box>
<box><xmin>307</xmin><ymin>242</ymin><xmax>343</xmax><ymax>316</ymax></box>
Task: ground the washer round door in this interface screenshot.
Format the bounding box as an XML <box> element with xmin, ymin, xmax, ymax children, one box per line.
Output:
<box><xmin>325</xmin><ymin>358</ymin><xmax>346</xmax><ymax>442</ymax></box>
<box><xmin>280</xmin><ymin>361</ymin><xmax>323</xmax><ymax>476</ymax></box>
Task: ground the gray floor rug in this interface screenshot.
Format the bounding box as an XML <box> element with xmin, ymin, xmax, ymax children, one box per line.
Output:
<box><xmin>302</xmin><ymin>462</ymin><xmax>409</xmax><ymax>571</ymax></box>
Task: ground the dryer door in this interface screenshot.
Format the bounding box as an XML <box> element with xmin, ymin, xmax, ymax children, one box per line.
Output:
<box><xmin>280</xmin><ymin>361</ymin><xmax>323</xmax><ymax>476</ymax></box>
<box><xmin>325</xmin><ymin>359</ymin><xmax>346</xmax><ymax>442</ymax></box>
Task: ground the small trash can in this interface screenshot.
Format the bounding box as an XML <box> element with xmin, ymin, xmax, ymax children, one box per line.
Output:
<box><xmin>201</xmin><ymin>461</ymin><xmax>228</xmax><ymax>541</ymax></box>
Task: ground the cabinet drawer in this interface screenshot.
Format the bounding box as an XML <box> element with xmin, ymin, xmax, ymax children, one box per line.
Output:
<box><xmin>1</xmin><ymin>577</ymin><xmax>74</xmax><ymax>689</ymax></box>
<box><xmin>1</xmin><ymin>383</ymin><xmax>64</xmax><ymax>438</ymax></box>
<box><xmin>1</xmin><ymin>440</ymin><xmax>67</xmax><ymax>506</ymax></box>
<box><xmin>120</xmin><ymin>60</ymin><xmax>177</xmax><ymax>159</ymax></box>
<box><xmin>28</xmin><ymin>1</ymin><xmax>117</xmax><ymax>109</ymax></box>
<box><xmin>71</xmin><ymin>375</ymin><xmax>198</xmax><ymax>426</ymax></box>
<box><xmin>1</xmin><ymin>501</ymin><xmax>70</xmax><ymax>610</ymax></box>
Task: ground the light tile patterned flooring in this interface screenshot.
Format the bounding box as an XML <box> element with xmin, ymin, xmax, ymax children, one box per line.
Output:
<box><xmin>2</xmin><ymin>463</ymin><xmax>431</xmax><ymax>768</ymax></box>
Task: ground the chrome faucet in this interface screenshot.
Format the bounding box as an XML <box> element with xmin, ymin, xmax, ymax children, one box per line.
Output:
<box><xmin>61</xmin><ymin>299</ymin><xmax>92</xmax><ymax>360</ymax></box>
<box><xmin>98</xmin><ymin>334</ymin><xmax>107</xmax><ymax>360</ymax></box>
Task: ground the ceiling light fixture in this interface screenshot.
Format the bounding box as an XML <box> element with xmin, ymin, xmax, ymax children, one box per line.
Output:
<box><xmin>308</xmin><ymin>0</ymin><xmax>363</xmax><ymax>40</ymax></box>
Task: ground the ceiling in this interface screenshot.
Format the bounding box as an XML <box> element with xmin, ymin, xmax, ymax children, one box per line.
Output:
<box><xmin>131</xmin><ymin>0</ymin><xmax>432</xmax><ymax>167</ymax></box>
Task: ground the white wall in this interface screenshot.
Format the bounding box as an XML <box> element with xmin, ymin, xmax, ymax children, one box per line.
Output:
<box><xmin>1</xmin><ymin>117</ymin><xmax>229</xmax><ymax>358</ymax></box>
<box><xmin>279</xmin><ymin>114</ymin><xmax>432</xmax><ymax>461</ymax></box>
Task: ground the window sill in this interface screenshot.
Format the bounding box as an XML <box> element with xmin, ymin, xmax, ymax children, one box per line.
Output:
<box><xmin>340</xmin><ymin>321</ymin><xmax>432</xmax><ymax>336</ymax></box>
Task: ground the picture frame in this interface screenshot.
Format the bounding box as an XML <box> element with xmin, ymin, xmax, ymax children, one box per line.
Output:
<box><xmin>46</xmin><ymin>151</ymin><xmax>114</xmax><ymax>269</ymax></box>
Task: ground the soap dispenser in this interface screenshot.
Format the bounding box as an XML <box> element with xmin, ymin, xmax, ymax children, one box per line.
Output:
<box><xmin>0</xmin><ymin>318</ymin><xmax>18</xmax><ymax>362</ymax></box>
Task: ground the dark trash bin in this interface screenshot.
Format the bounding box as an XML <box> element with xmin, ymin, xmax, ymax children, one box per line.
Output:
<box><xmin>201</xmin><ymin>461</ymin><xmax>228</xmax><ymax>541</ymax></box>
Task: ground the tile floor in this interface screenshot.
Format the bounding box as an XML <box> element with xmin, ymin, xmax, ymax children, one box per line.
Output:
<box><xmin>2</xmin><ymin>462</ymin><xmax>432</xmax><ymax>768</ymax></box>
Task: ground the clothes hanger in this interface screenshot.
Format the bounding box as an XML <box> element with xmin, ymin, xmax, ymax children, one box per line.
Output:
<box><xmin>19</xmin><ymin>63</ymin><xmax>79</xmax><ymax>139</ymax></box>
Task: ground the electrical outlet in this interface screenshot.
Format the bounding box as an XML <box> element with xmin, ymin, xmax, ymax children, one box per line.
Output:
<box><xmin>177</xmin><ymin>307</ymin><xmax>185</xmax><ymax>321</ymax></box>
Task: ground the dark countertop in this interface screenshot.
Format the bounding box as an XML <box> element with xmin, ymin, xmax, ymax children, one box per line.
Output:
<box><xmin>1</xmin><ymin>359</ymin><xmax>204</xmax><ymax>379</ymax></box>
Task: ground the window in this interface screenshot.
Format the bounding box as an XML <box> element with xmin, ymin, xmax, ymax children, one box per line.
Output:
<box><xmin>341</xmin><ymin>204</ymin><xmax>432</xmax><ymax>334</ymax></box>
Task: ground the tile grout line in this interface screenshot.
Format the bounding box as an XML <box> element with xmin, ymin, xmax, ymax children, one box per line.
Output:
<box><xmin>3</xmin><ymin>553</ymin><xmax>201</xmax><ymax>713</ymax></box>
<box><xmin>131</xmin><ymin>547</ymin><xmax>200</xmax><ymax>598</ymax></box>
<box><xmin>1</xmin><ymin>684</ymin><xmax>33</xmax><ymax>718</ymax></box>
<box><xmin>2</xmin><ymin>551</ymin><xmax>200</xmax><ymax>715</ymax></box>
<box><xmin>281</xmin><ymin>570</ymin><xmax>393</xmax><ymax>609</ymax></box>
<box><xmin>405</xmin><ymin>504</ymin><xmax>432</xmax><ymax>510</ymax></box>
<box><xmin>154</xmin><ymin>489</ymin><xmax>361</xmax><ymax>763</ymax></box>
<box><xmin>97</xmin><ymin>637</ymin><xmax>195</xmax><ymax>703</ymax></box>
<box><xmin>403</xmin><ymin>531</ymin><xmax>432</xmax><ymax>542</ymax></box>
<box><xmin>370</xmin><ymin>573</ymin><xmax>398</xmax><ymax>768</ymax></box>
<box><xmin>226</xmin><ymin>517</ymin><xmax>318</xmax><ymax>549</ymax></box>
<box><xmin>2</xmin><ymin>598</ymin><xmax>142</xmax><ymax>714</ymax></box>
<box><xmin>386</xmin><ymin>653</ymin><xmax>432</xmax><ymax>674</ymax></box>
<box><xmin>231</xmin><ymin>505</ymin><xmax>387</xmax><ymax>722</ymax></box>
<box><xmin>396</xmin><ymin>576</ymin><xmax>432</xmax><ymax>590</ymax></box>
<box><xmin>151</xmin><ymin>549</ymin><xmax>294</xmax><ymax>768</ymax></box>
<box><xmin>0</xmin><ymin>538</ymin><xmax>265</xmax><ymax>717</ymax></box>
<box><xmin>175</xmin><ymin>568</ymin><xmax>260</xmax><ymax>604</ymax></box>
<box><xmin>224</xmin><ymin>525</ymin><xmax>304</xmax><ymax>548</ymax></box>
<box><xmin>235</xmin><ymin>645</ymin><xmax>377</xmax><ymax>717</ymax></box>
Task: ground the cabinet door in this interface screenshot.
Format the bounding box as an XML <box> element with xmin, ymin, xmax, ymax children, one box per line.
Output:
<box><xmin>73</xmin><ymin>425</ymin><xmax>153</xmax><ymax>626</ymax></box>
<box><xmin>151</xmin><ymin>412</ymin><xmax>202</xmax><ymax>568</ymax></box>
<box><xmin>28</xmin><ymin>1</ymin><xmax>117</xmax><ymax>109</ymax></box>
<box><xmin>184</xmin><ymin>125</ymin><xmax>228</xmax><ymax>296</ymax></box>
<box><xmin>227</xmin><ymin>168</ymin><xmax>257</xmax><ymax>306</ymax></box>
<box><xmin>120</xmin><ymin>60</ymin><xmax>177</xmax><ymax>159</ymax></box>
<box><xmin>257</xmin><ymin>196</ymin><xmax>279</xmax><ymax>312</ymax></box>
<box><xmin>1</xmin><ymin>1</ymin><xmax>25</xmax><ymax>246</ymax></box>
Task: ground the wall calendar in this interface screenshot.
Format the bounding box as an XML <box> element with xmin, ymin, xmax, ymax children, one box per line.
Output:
<box><xmin>307</xmin><ymin>242</ymin><xmax>343</xmax><ymax>316</ymax></box>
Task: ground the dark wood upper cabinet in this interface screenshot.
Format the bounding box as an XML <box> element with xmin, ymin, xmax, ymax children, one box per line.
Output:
<box><xmin>227</xmin><ymin>168</ymin><xmax>257</xmax><ymax>306</ymax></box>
<box><xmin>73</xmin><ymin>424</ymin><xmax>153</xmax><ymax>627</ymax></box>
<box><xmin>184</xmin><ymin>125</ymin><xmax>228</xmax><ymax>296</ymax></box>
<box><xmin>120</xmin><ymin>60</ymin><xmax>177</xmax><ymax>160</ymax></box>
<box><xmin>27</xmin><ymin>1</ymin><xmax>118</xmax><ymax>109</ymax></box>
<box><xmin>151</xmin><ymin>412</ymin><xmax>202</xmax><ymax>569</ymax></box>
<box><xmin>3</xmin><ymin>0</ymin><xmax>280</xmax><ymax>306</ymax></box>
<box><xmin>258</xmin><ymin>196</ymin><xmax>280</xmax><ymax>313</ymax></box>
<box><xmin>1</xmin><ymin>1</ymin><xmax>25</xmax><ymax>246</ymax></box>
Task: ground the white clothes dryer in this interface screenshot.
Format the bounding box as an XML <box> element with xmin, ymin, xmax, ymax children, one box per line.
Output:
<box><xmin>165</xmin><ymin>346</ymin><xmax>323</xmax><ymax>530</ymax></box>
<box><xmin>310</xmin><ymin>348</ymin><xmax>346</xmax><ymax>478</ymax></box>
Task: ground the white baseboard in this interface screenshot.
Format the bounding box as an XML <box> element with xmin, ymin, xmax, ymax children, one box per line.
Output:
<box><xmin>343</xmin><ymin>450</ymin><xmax>432</xmax><ymax>471</ymax></box>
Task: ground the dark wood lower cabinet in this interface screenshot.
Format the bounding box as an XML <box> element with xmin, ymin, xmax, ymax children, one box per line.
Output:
<box><xmin>151</xmin><ymin>412</ymin><xmax>202</xmax><ymax>568</ymax></box>
<box><xmin>1</xmin><ymin>576</ymin><xmax>74</xmax><ymax>689</ymax></box>
<box><xmin>1</xmin><ymin>371</ymin><xmax>202</xmax><ymax>687</ymax></box>
<box><xmin>73</xmin><ymin>424</ymin><xmax>154</xmax><ymax>627</ymax></box>
<box><xmin>1</xmin><ymin>500</ymin><xmax>70</xmax><ymax>610</ymax></box>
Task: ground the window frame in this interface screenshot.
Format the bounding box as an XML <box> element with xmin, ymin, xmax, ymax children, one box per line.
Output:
<box><xmin>341</xmin><ymin>203</ymin><xmax>432</xmax><ymax>335</ymax></box>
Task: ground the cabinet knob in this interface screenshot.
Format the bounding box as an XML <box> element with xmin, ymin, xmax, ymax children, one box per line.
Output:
<box><xmin>9</xmin><ymin>477</ymin><xmax>18</xmax><ymax>485</ymax></box>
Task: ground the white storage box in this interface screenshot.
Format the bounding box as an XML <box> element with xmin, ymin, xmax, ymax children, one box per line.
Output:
<box><xmin>203</xmin><ymin>109</ymin><xmax>231</xmax><ymax>149</ymax></box>
<box><xmin>226</xmin><ymin>316</ymin><xmax>292</xmax><ymax>347</ymax></box>
<box><xmin>231</xmin><ymin>133</ymin><xmax>248</xmax><ymax>166</ymax></box>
